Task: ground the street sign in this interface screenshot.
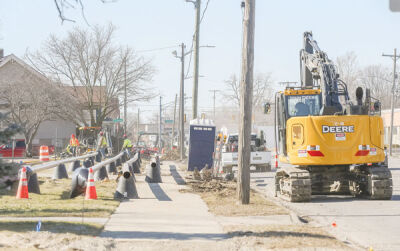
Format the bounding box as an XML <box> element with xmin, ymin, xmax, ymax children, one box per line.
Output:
<box><xmin>113</xmin><ymin>118</ymin><xmax>124</xmax><ymax>123</ymax></box>
<box><xmin>165</xmin><ymin>119</ymin><xmax>174</xmax><ymax>124</ymax></box>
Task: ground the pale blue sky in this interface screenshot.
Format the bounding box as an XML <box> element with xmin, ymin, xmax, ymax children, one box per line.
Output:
<box><xmin>1</xmin><ymin>0</ymin><xmax>399</xmax><ymax>119</ymax></box>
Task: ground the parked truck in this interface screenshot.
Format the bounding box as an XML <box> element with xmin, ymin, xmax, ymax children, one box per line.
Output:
<box><xmin>220</xmin><ymin>133</ymin><xmax>271</xmax><ymax>173</ymax></box>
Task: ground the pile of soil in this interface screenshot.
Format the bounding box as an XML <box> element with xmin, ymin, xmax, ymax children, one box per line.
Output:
<box><xmin>160</xmin><ymin>149</ymin><xmax>180</xmax><ymax>161</ymax></box>
<box><xmin>188</xmin><ymin>179</ymin><xmax>236</xmax><ymax>197</ymax></box>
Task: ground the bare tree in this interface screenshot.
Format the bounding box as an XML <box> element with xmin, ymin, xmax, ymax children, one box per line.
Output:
<box><xmin>126</xmin><ymin>111</ymin><xmax>138</xmax><ymax>137</ymax></box>
<box><xmin>0</xmin><ymin>72</ymin><xmax>70</xmax><ymax>156</ymax></box>
<box><xmin>27</xmin><ymin>23</ymin><xmax>155</xmax><ymax>127</ymax></box>
<box><xmin>53</xmin><ymin>0</ymin><xmax>116</xmax><ymax>23</ymax></box>
<box><xmin>359</xmin><ymin>64</ymin><xmax>392</xmax><ymax>109</ymax></box>
<box><xmin>336</xmin><ymin>51</ymin><xmax>360</xmax><ymax>100</ymax></box>
<box><xmin>223</xmin><ymin>73</ymin><xmax>273</xmax><ymax>109</ymax></box>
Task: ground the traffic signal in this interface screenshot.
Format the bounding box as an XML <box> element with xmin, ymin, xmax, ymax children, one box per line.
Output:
<box><xmin>264</xmin><ymin>103</ymin><xmax>271</xmax><ymax>114</ymax></box>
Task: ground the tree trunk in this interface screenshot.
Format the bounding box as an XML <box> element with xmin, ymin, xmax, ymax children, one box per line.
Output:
<box><xmin>25</xmin><ymin>135</ymin><xmax>33</xmax><ymax>158</ymax></box>
<box><xmin>90</xmin><ymin>108</ymin><xmax>96</xmax><ymax>127</ymax></box>
<box><xmin>24</xmin><ymin>125</ymin><xmax>41</xmax><ymax>158</ymax></box>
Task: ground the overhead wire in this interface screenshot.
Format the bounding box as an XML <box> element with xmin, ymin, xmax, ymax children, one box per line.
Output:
<box><xmin>136</xmin><ymin>45</ymin><xmax>179</xmax><ymax>53</ymax></box>
<box><xmin>185</xmin><ymin>0</ymin><xmax>211</xmax><ymax>78</ymax></box>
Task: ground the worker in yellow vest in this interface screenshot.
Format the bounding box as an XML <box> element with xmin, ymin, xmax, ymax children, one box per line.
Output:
<box><xmin>122</xmin><ymin>134</ymin><xmax>133</xmax><ymax>152</ymax></box>
<box><xmin>97</xmin><ymin>131</ymin><xmax>108</xmax><ymax>158</ymax></box>
<box><xmin>69</xmin><ymin>134</ymin><xmax>79</xmax><ymax>156</ymax></box>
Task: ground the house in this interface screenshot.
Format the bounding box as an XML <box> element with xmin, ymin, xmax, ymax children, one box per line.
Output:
<box><xmin>0</xmin><ymin>51</ymin><xmax>120</xmax><ymax>154</ymax></box>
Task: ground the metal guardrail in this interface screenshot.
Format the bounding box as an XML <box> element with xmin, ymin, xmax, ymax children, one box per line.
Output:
<box><xmin>91</xmin><ymin>151</ymin><xmax>125</xmax><ymax>173</ymax></box>
<box><xmin>124</xmin><ymin>153</ymin><xmax>138</xmax><ymax>166</ymax></box>
<box><xmin>31</xmin><ymin>152</ymin><xmax>98</xmax><ymax>174</ymax></box>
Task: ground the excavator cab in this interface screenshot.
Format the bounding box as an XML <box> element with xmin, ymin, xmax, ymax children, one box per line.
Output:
<box><xmin>275</xmin><ymin>88</ymin><xmax>322</xmax><ymax>156</ymax></box>
<box><xmin>285</xmin><ymin>89</ymin><xmax>322</xmax><ymax>117</ymax></box>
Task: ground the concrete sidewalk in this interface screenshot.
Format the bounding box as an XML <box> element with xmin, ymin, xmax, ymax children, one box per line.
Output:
<box><xmin>100</xmin><ymin>161</ymin><xmax>227</xmax><ymax>241</ymax></box>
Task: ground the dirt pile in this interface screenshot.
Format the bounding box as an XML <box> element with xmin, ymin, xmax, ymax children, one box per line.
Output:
<box><xmin>160</xmin><ymin>149</ymin><xmax>180</xmax><ymax>161</ymax></box>
<box><xmin>188</xmin><ymin>179</ymin><xmax>235</xmax><ymax>197</ymax></box>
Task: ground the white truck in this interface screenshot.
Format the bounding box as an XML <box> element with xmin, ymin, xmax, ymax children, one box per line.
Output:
<box><xmin>220</xmin><ymin>133</ymin><xmax>271</xmax><ymax>173</ymax></box>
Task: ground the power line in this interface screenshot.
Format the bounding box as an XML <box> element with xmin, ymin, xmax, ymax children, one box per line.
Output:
<box><xmin>200</xmin><ymin>0</ymin><xmax>211</xmax><ymax>23</ymax></box>
<box><xmin>136</xmin><ymin>45</ymin><xmax>179</xmax><ymax>53</ymax></box>
<box><xmin>185</xmin><ymin>43</ymin><xmax>194</xmax><ymax>78</ymax></box>
<box><xmin>185</xmin><ymin>0</ymin><xmax>211</xmax><ymax>78</ymax></box>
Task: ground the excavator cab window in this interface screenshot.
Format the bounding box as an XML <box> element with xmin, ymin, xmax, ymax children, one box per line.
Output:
<box><xmin>286</xmin><ymin>94</ymin><xmax>322</xmax><ymax>117</ymax></box>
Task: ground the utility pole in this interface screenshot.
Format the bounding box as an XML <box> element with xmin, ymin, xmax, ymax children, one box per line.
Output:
<box><xmin>173</xmin><ymin>43</ymin><xmax>190</xmax><ymax>160</ymax></box>
<box><xmin>209</xmin><ymin>89</ymin><xmax>220</xmax><ymax>121</ymax></box>
<box><xmin>159</xmin><ymin>96</ymin><xmax>162</xmax><ymax>153</ymax></box>
<box><xmin>137</xmin><ymin>108</ymin><xmax>140</xmax><ymax>141</ymax></box>
<box><xmin>172</xmin><ymin>94</ymin><xmax>178</xmax><ymax>150</ymax></box>
<box><xmin>383</xmin><ymin>49</ymin><xmax>400</xmax><ymax>156</ymax></box>
<box><xmin>237</xmin><ymin>0</ymin><xmax>255</xmax><ymax>205</ymax></box>
<box><xmin>186</xmin><ymin>0</ymin><xmax>201</xmax><ymax>119</ymax></box>
<box><xmin>124</xmin><ymin>59</ymin><xmax>127</xmax><ymax>134</ymax></box>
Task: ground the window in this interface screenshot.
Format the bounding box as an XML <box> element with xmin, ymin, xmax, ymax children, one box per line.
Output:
<box><xmin>287</xmin><ymin>94</ymin><xmax>321</xmax><ymax>117</ymax></box>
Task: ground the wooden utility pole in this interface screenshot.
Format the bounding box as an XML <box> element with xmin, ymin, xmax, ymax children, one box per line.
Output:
<box><xmin>174</xmin><ymin>43</ymin><xmax>187</xmax><ymax>160</ymax></box>
<box><xmin>382</xmin><ymin>49</ymin><xmax>400</xmax><ymax>156</ymax></box>
<box><xmin>192</xmin><ymin>0</ymin><xmax>201</xmax><ymax>119</ymax></box>
<box><xmin>186</xmin><ymin>0</ymin><xmax>201</xmax><ymax>119</ymax></box>
<box><xmin>137</xmin><ymin>108</ymin><xmax>140</xmax><ymax>141</ymax></box>
<box><xmin>209</xmin><ymin>89</ymin><xmax>220</xmax><ymax>121</ymax></box>
<box><xmin>171</xmin><ymin>94</ymin><xmax>178</xmax><ymax>150</ymax></box>
<box><xmin>237</xmin><ymin>0</ymin><xmax>255</xmax><ymax>204</ymax></box>
<box><xmin>159</xmin><ymin>96</ymin><xmax>162</xmax><ymax>153</ymax></box>
<box><xmin>124</xmin><ymin>60</ymin><xmax>127</xmax><ymax>134</ymax></box>
<box><xmin>179</xmin><ymin>44</ymin><xmax>185</xmax><ymax>160</ymax></box>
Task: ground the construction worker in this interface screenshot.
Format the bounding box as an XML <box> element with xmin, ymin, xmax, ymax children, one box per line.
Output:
<box><xmin>66</xmin><ymin>144</ymin><xmax>73</xmax><ymax>156</ymax></box>
<box><xmin>122</xmin><ymin>134</ymin><xmax>133</xmax><ymax>152</ymax></box>
<box><xmin>69</xmin><ymin>134</ymin><xmax>79</xmax><ymax>156</ymax></box>
<box><xmin>97</xmin><ymin>131</ymin><xmax>108</xmax><ymax>158</ymax></box>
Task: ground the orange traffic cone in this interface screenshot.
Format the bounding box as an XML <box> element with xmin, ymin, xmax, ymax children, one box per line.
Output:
<box><xmin>16</xmin><ymin>167</ymin><xmax>29</xmax><ymax>199</ymax></box>
<box><xmin>85</xmin><ymin>168</ymin><xmax>97</xmax><ymax>200</ymax></box>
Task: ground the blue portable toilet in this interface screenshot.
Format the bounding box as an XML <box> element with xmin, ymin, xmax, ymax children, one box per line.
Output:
<box><xmin>188</xmin><ymin>119</ymin><xmax>216</xmax><ymax>171</ymax></box>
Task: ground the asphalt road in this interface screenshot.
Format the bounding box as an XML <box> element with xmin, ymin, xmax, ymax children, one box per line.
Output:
<box><xmin>251</xmin><ymin>157</ymin><xmax>400</xmax><ymax>251</ymax></box>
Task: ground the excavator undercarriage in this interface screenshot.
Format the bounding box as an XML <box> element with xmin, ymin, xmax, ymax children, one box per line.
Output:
<box><xmin>275</xmin><ymin>164</ymin><xmax>393</xmax><ymax>202</ymax></box>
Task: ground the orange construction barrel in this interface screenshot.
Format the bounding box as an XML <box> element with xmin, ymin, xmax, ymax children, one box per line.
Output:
<box><xmin>39</xmin><ymin>145</ymin><xmax>50</xmax><ymax>161</ymax></box>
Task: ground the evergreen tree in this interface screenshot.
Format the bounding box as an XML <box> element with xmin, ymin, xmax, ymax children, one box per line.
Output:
<box><xmin>0</xmin><ymin>112</ymin><xmax>21</xmax><ymax>190</ymax></box>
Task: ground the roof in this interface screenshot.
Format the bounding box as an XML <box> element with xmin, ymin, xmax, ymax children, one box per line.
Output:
<box><xmin>67</xmin><ymin>86</ymin><xmax>109</xmax><ymax>105</ymax></box>
<box><xmin>0</xmin><ymin>54</ymin><xmax>51</xmax><ymax>83</ymax></box>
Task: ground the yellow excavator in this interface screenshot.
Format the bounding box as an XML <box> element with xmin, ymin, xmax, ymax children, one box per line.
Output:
<box><xmin>274</xmin><ymin>32</ymin><xmax>392</xmax><ymax>202</ymax></box>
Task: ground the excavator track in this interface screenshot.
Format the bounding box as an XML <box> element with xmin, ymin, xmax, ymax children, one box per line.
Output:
<box><xmin>350</xmin><ymin>164</ymin><xmax>392</xmax><ymax>200</ymax></box>
<box><xmin>275</xmin><ymin>166</ymin><xmax>311</xmax><ymax>202</ymax></box>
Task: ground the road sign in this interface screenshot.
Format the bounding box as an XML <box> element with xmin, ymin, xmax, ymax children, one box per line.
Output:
<box><xmin>113</xmin><ymin>118</ymin><xmax>124</xmax><ymax>123</ymax></box>
<box><xmin>165</xmin><ymin>119</ymin><xmax>174</xmax><ymax>124</ymax></box>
